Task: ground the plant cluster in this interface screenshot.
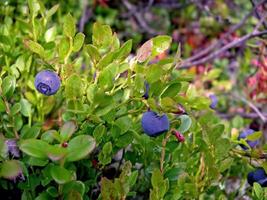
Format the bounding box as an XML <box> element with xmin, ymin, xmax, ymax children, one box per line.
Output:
<box><xmin>0</xmin><ymin>1</ymin><xmax>267</xmax><ymax>200</ymax></box>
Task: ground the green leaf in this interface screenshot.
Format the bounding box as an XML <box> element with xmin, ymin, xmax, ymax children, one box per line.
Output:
<box><xmin>115</xmin><ymin>116</ymin><xmax>132</xmax><ymax>134</ymax></box>
<box><xmin>0</xmin><ymin>138</ymin><xmax>8</xmax><ymax>159</ymax></box>
<box><xmin>177</xmin><ymin>115</ymin><xmax>192</xmax><ymax>133</ymax></box>
<box><xmin>46</xmin><ymin>186</ymin><xmax>58</xmax><ymax>198</ymax></box>
<box><xmin>11</xmin><ymin>103</ymin><xmax>21</xmax><ymax>115</ymax></box>
<box><xmin>63</xmin><ymin>13</ymin><xmax>76</xmax><ymax>38</ymax></box>
<box><xmin>41</xmin><ymin>130</ymin><xmax>61</xmax><ymax>143</ymax></box>
<box><xmin>46</xmin><ymin>4</ymin><xmax>59</xmax><ymax>19</ymax></box>
<box><xmin>98</xmin><ymin>67</ymin><xmax>113</xmax><ymax>89</ymax></box>
<box><xmin>150</xmin><ymin>168</ymin><xmax>168</xmax><ymax>199</ymax></box>
<box><xmin>215</xmin><ymin>138</ymin><xmax>231</xmax><ymax>158</ymax></box>
<box><xmin>86</xmin><ymin>84</ymin><xmax>97</xmax><ymax>103</ymax></box>
<box><xmin>152</xmin><ymin>35</ymin><xmax>172</xmax><ymax>56</ymax></box>
<box><xmin>99</xmin><ymin>142</ymin><xmax>112</xmax><ymax>165</ymax></box>
<box><xmin>44</xmin><ymin>26</ymin><xmax>57</xmax><ymax>43</ymax></box>
<box><xmin>28</xmin><ymin>0</ymin><xmax>40</xmax><ymax>17</ymax></box>
<box><xmin>65</xmin><ymin>190</ymin><xmax>82</xmax><ymax>200</ymax></box>
<box><xmin>19</xmin><ymin>139</ymin><xmax>49</xmax><ymax>159</ymax></box>
<box><xmin>65</xmin><ymin>135</ymin><xmax>96</xmax><ymax>162</ymax></box>
<box><xmin>93</xmin><ymin>124</ymin><xmax>106</xmax><ymax>144</ymax></box>
<box><xmin>208</xmin><ymin>124</ymin><xmax>225</xmax><ymax>143</ymax></box>
<box><xmin>20</xmin><ymin>98</ymin><xmax>32</xmax><ymax>117</ymax></box>
<box><xmin>103</xmin><ymin>142</ymin><xmax>112</xmax><ymax>155</ymax></box>
<box><xmin>160</xmin><ymin>82</ymin><xmax>181</xmax><ymax>98</ymax></box>
<box><xmin>27</xmin><ymin>157</ymin><xmax>49</xmax><ymax>167</ymax></box>
<box><xmin>85</xmin><ymin>44</ymin><xmax>101</xmax><ymax>64</ymax></box>
<box><xmin>128</xmin><ymin>170</ymin><xmax>138</xmax><ymax>187</ymax></box>
<box><xmin>20</xmin><ymin>125</ymin><xmax>41</xmax><ymax>139</ymax></box>
<box><xmin>146</xmin><ymin>65</ymin><xmax>165</xmax><ymax>83</ymax></box>
<box><xmin>0</xmin><ymin>160</ymin><xmax>22</xmax><ymax>180</ymax></box>
<box><xmin>114</xmin><ymin>39</ymin><xmax>132</xmax><ymax>60</ymax></box>
<box><xmin>50</xmin><ymin>165</ymin><xmax>72</xmax><ymax>184</ymax></box>
<box><xmin>2</xmin><ymin>76</ymin><xmax>16</xmax><ymax>98</ymax></box>
<box><xmin>204</xmin><ymin>68</ymin><xmax>222</xmax><ymax>80</ymax></box>
<box><xmin>0</xmin><ymin>35</ymin><xmax>12</xmax><ymax>46</ymax></box>
<box><xmin>73</xmin><ymin>33</ymin><xmax>85</xmax><ymax>52</ymax></box>
<box><xmin>219</xmin><ymin>158</ymin><xmax>233</xmax><ymax>172</ymax></box>
<box><xmin>92</xmin><ymin>22</ymin><xmax>113</xmax><ymax>50</ymax></box>
<box><xmin>24</xmin><ymin>39</ymin><xmax>45</xmax><ymax>57</ymax></box>
<box><xmin>65</xmin><ymin>74</ymin><xmax>85</xmax><ymax>99</ymax></box>
<box><xmin>164</xmin><ymin>167</ymin><xmax>181</xmax><ymax>182</ymax></box>
<box><xmin>0</xmin><ymin>97</ymin><xmax>6</xmax><ymax>112</ymax></box>
<box><xmin>116</xmin><ymin>132</ymin><xmax>132</xmax><ymax>148</ymax></box>
<box><xmin>62</xmin><ymin>181</ymin><xmax>85</xmax><ymax>196</ymax></box>
<box><xmin>253</xmin><ymin>182</ymin><xmax>263</xmax><ymax>200</ymax></box>
<box><xmin>60</xmin><ymin>121</ymin><xmax>77</xmax><ymax>141</ymax></box>
<box><xmin>46</xmin><ymin>145</ymin><xmax>67</xmax><ymax>161</ymax></box>
<box><xmin>96</xmin><ymin>51</ymin><xmax>114</xmax><ymax>69</ymax></box>
<box><xmin>58</xmin><ymin>37</ymin><xmax>70</xmax><ymax>61</ymax></box>
<box><xmin>14</xmin><ymin>115</ymin><xmax>23</xmax><ymax>131</ymax></box>
<box><xmin>35</xmin><ymin>192</ymin><xmax>51</xmax><ymax>200</ymax></box>
<box><xmin>262</xmin><ymin>162</ymin><xmax>267</xmax><ymax>174</ymax></box>
<box><xmin>246</xmin><ymin>131</ymin><xmax>262</xmax><ymax>141</ymax></box>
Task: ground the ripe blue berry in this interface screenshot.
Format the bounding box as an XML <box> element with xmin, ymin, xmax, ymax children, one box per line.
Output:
<box><xmin>247</xmin><ymin>168</ymin><xmax>267</xmax><ymax>187</ymax></box>
<box><xmin>34</xmin><ymin>70</ymin><xmax>61</xmax><ymax>96</ymax></box>
<box><xmin>141</xmin><ymin>111</ymin><xmax>170</xmax><ymax>137</ymax></box>
<box><xmin>238</xmin><ymin>128</ymin><xmax>259</xmax><ymax>149</ymax></box>
<box><xmin>209</xmin><ymin>94</ymin><xmax>218</xmax><ymax>109</ymax></box>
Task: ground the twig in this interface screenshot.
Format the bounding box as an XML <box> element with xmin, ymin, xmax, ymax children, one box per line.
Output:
<box><xmin>122</xmin><ymin>0</ymin><xmax>161</xmax><ymax>35</ymax></box>
<box><xmin>177</xmin><ymin>0</ymin><xmax>267</xmax><ymax>69</ymax></box>
<box><xmin>145</xmin><ymin>0</ymin><xmax>154</xmax><ymax>11</ymax></box>
<box><xmin>217</xmin><ymin>112</ymin><xmax>267</xmax><ymax>119</ymax></box>
<box><xmin>183</xmin><ymin>0</ymin><xmax>265</xmax><ymax>64</ymax></box>
<box><xmin>232</xmin><ymin>149</ymin><xmax>267</xmax><ymax>159</ymax></box>
<box><xmin>154</xmin><ymin>1</ymin><xmax>193</xmax><ymax>9</ymax></box>
<box><xmin>232</xmin><ymin>93</ymin><xmax>267</xmax><ymax>122</ymax></box>
<box><xmin>160</xmin><ymin>131</ymin><xmax>172</xmax><ymax>173</ymax></box>
<box><xmin>179</xmin><ymin>29</ymin><xmax>267</xmax><ymax>69</ymax></box>
<box><xmin>78</xmin><ymin>0</ymin><xmax>91</xmax><ymax>33</ymax></box>
<box><xmin>250</xmin><ymin>0</ymin><xmax>267</xmax><ymax>29</ymax></box>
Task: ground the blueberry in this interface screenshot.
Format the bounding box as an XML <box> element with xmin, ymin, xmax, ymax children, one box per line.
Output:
<box><xmin>141</xmin><ymin>111</ymin><xmax>170</xmax><ymax>137</ymax></box>
<box><xmin>142</xmin><ymin>81</ymin><xmax>150</xmax><ymax>99</ymax></box>
<box><xmin>34</xmin><ymin>70</ymin><xmax>61</xmax><ymax>96</ymax></box>
<box><xmin>209</xmin><ymin>94</ymin><xmax>218</xmax><ymax>109</ymax></box>
<box><xmin>238</xmin><ymin>128</ymin><xmax>259</xmax><ymax>149</ymax></box>
<box><xmin>247</xmin><ymin>168</ymin><xmax>267</xmax><ymax>187</ymax></box>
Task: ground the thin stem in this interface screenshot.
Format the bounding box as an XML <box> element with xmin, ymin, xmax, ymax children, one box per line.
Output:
<box><xmin>160</xmin><ymin>131</ymin><xmax>172</xmax><ymax>173</ymax></box>
<box><xmin>232</xmin><ymin>93</ymin><xmax>266</xmax><ymax>122</ymax></box>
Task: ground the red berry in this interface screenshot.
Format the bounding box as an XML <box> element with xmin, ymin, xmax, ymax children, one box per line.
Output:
<box><xmin>172</xmin><ymin>130</ymin><xmax>185</xmax><ymax>143</ymax></box>
<box><xmin>61</xmin><ymin>142</ymin><xmax>68</xmax><ymax>148</ymax></box>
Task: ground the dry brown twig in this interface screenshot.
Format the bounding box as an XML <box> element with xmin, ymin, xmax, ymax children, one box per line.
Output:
<box><xmin>122</xmin><ymin>0</ymin><xmax>161</xmax><ymax>35</ymax></box>
<box><xmin>176</xmin><ymin>0</ymin><xmax>267</xmax><ymax>69</ymax></box>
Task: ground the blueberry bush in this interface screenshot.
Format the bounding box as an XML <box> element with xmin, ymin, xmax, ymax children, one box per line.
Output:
<box><xmin>0</xmin><ymin>1</ymin><xmax>267</xmax><ymax>200</ymax></box>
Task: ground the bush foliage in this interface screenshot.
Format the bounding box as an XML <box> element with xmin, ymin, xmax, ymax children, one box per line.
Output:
<box><xmin>0</xmin><ymin>1</ymin><xmax>267</xmax><ymax>200</ymax></box>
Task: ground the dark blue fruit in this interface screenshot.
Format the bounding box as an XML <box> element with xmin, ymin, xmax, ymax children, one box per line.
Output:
<box><xmin>209</xmin><ymin>94</ymin><xmax>218</xmax><ymax>109</ymax></box>
<box><xmin>34</xmin><ymin>70</ymin><xmax>61</xmax><ymax>96</ymax></box>
<box><xmin>141</xmin><ymin>111</ymin><xmax>170</xmax><ymax>137</ymax></box>
<box><xmin>238</xmin><ymin>128</ymin><xmax>259</xmax><ymax>149</ymax></box>
<box><xmin>247</xmin><ymin>168</ymin><xmax>267</xmax><ymax>187</ymax></box>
